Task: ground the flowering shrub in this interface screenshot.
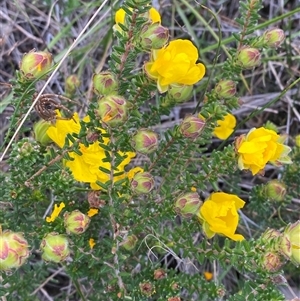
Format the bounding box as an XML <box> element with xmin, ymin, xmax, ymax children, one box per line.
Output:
<box><xmin>0</xmin><ymin>1</ymin><xmax>299</xmax><ymax>300</ymax></box>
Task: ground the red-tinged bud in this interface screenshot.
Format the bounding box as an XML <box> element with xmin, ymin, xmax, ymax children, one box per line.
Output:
<box><xmin>179</xmin><ymin>115</ymin><xmax>205</xmax><ymax>139</ymax></box>
<box><xmin>131</xmin><ymin>172</ymin><xmax>155</xmax><ymax>194</ymax></box>
<box><xmin>120</xmin><ymin>235</ymin><xmax>138</xmax><ymax>251</ymax></box>
<box><xmin>0</xmin><ymin>230</ymin><xmax>30</xmax><ymax>271</ymax></box>
<box><xmin>153</xmin><ymin>268</ymin><xmax>166</xmax><ymax>280</ymax></box>
<box><xmin>65</xmin><ymin>75</ymin><xmax>81</xmax><ymax>96</ymax></box>
<box><xmin>34</xmin><ymin>120</ymin><xmax>51</xmax><ymax>145</ymax></box>
<box><xmin>139</xmin><ymin>281</ymin><xmax>155</xmax><ymax>296</ymax></box>
<box><xmin>263</xmin><ymin>29</ymin><xmax>285</xmax><ymax>48</ymax></box>
<box><xmin>19</xmin><ymin>50</ymin><xmax>52</xmax><ymax>81</ymax></box>
<box><xmin>97</xmin><ymin>95</ymin><xmax>127</xmax><ymax>127</ymax></box>
<box><xmin>40</xmin><ymin>232</ymin><xmax>70</xmax><ymax>263</ymax></box>
<box><xmin>174</xmin><ymin>192</ymin><xmax>202</xmax><ymax>218</ymax></box>
<box><xmin>64</xmin><ymin>210</ymin><xmax>90</xmax><ymax>235</ymax></box>
<box><xmin>140</xmin><ymin>23</ymin><xmax>169</xmax><ymax>50</ymax></box>
<box><xmin>260</xmin><ymin>228</ymin><xmax>281</xmax><ymax>242</ymax></box>
<box><xmin>131</xmin><ymin>129</ymin><xmax>159</xmax><ymax>154</ymax></box>
<box><xmin>260</xmin><ymin>251</ymin><xmax>283</xmax><ymax>273</ymax></box>
<box><xmin>236</xmin><ymin>47</ymin><xmax>261</xmax><ymax>69</ymax></box>
<box><xmin>264</xmin><ymin>180</ymin><xmax>286</xmax><ymax>201</ymax></box>
<box><xmin>165</xmin><ymin>84</ymin><xmax>193</xmax><ymax>104</ymax></box>
<box><xmin>93</xmin><ymin>72</ymin><xmax>118</xmax><ymax>96</ymax></box>
<box><xmin>215</xmin><ymin>80</ymin><xmax>236</xmax><ymax>99</ymax></box>
<box><xmin>279</xmin><ymin>221</ymin><xmax>300</xmax><ymax>266</ymax></box>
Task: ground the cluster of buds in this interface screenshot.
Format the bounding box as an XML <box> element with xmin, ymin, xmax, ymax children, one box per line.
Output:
<box><xmin>215</xmin><ymin>80</ymin><xmax>237</xmax><ymax>99</ymax></box>
<box><xmin>64</xmin><ymin>210</ymin><xmax>90</xmax><ymax>235</ymax></box>
<box><xmin>0</xmin><ymin>229</ymin><xmax>30</xmax><ymax>271</ymax></box>
<box><xmin>40</xmin><ymin>232</ymin><xmax>70</xmax><ymax>263</ymax></box>
<box><xmin>174</xmin><ymin>192</ymin><xmax>202</xmax><ymax>218</ymax></box>
<box><xmin>97</xmin><ymin>95</ymin><xmax>128</xmax><ymax>127</ymax></box>
<box><xmin>139</xmin><ymin>22</ymin><xmax>169</xmax><ymax>50</ymax></box>
<box><xmin>179</xmin><ymin>115</ymin><xmax>205</xmax><ymax>139</ymax></box>
<box><xmin>19</xmin><ymin>49</ymin><xmax>53</xmax><ymax>81</ymax></box>
<box><xmin>93</xmin><ymin>72</ymin><xmax>119</xmax><ymax>96</ymax></box>
<box><xmin>257</xmin><ymin>221</ymin><xmax>300</xmax><ymax>272</ymax></box>
<box><xmin>131</xmin><ymin>129</ymin><xmax>159</xmax><ymax>154</ymax></box>
<box><xmin>131</xmin><ymin>171</ymin><xmax>155</xmax><ymax>194</ymax></box>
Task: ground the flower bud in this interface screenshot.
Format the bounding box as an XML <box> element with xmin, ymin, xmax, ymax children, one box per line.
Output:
<box><xmin>179</xmin><ymin>115</ymin><xmax>205</xmax><ymax>139</ymax></box>
<box><xmin>20</xmin><ymin>50</ymin><xmax>52</xmax><ymax>81</ymax></box>
<box><xmin>295</xmin><ymin>135</ymin><xmax>300</xmax><ymax>147</ymax></box>
<box><xmin>93</xmin><ymin>72</ymin><xmax>119</xmax><ymax>96</ymax></box>
<box><xmin>19</xmin><ymin>141</ymin><xmax>34</xmax><ymax>157</ymax></box>
<box><xmin>65</xmin><ymin>75</ymin><xmax>81</xmax><ymax>96</ymax></box>
<box><xmin>236</xmin><ymin>47</ymin><xmax>261</xmax><ymax>69</ymax></box>
<box><xmin>34</xmin><ymin>120</ymin><xmax>52</xmax><ymax>145</ymax></box>
<box><xmin>97</xmin><ymin>95</ymin><xmax>127</xmax><ymax>127</ymax></box>
<box><xmin>40</xmin><ymin>232</ymin><xmax>70</xmax><ymax>263</ymax></box>
<box><xmin>262</xmin><ymin>29</ymin><xmax>285</xmax><ymax>48</ymax></box>
<box><xmin>0</xmin><ymin>230</ymin><xmax>30</xmax><ymax>271</ymax></box>
<box><xmin>165</xmin><ymin>84</ymin><xmax>193</xmax><ymax>104</ymax></box>
<box><xmin>64</xmin><ymin>210</ymin><xmax>90</xmax><ymax>235</ymax></box>
<box><xmin>131</xmin><ymin>129</ymin><xmax>159</xmax><ymax>154</ymax></box>
<box><xmin>174</xmin><ymin>192</ymin><xmax>202</xmax><ymax>218</ymax></box>
<box><xmin>140</xmin><ymin>23</ymin><xmax>169</xmax><ymax>50</ymax></box>
<box><xmin>260</xmin><ymin>228</ymin><xmax>281</xmax><ymax>242</ymax></box>
<box><xmin>139</xmin><ymin>281</ymin><xmax>155</xmax><ymax>296</ymax></box>
<box><xmin>264</xmin><ymin>180</ymin><xmax>286</xmax><ymax>201</ymax></box>
<box><xmin>279</xmin><ymin>221</ymin><xmax>300</xmax><ymax>265</ymax></box>
<box><xmin>260</xmin><ymin>251</ymin><xmax>283</xmax><ymax>272</ymax></box>
<box><xmin>120</xmin><ymin>235</ymin><xmax>138</xmax><ymax>251</ymax></box>
<box><xmin>131</xmin><ymin>172</ymin><xmax>155</xmax><ymax>194</ymax></box>
<box><xmin>215</xmin><ymin>80</ymin><xmax>236</xmax><ymax>99</ymax></box>
<box><xmin>154</xmin><ymin>268</ymin><xmax>166</xmax><ymax>280</ymax></box>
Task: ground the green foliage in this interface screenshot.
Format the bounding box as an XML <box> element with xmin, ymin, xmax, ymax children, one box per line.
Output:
<box><xmin>0</xmin><ymin>0</ymin><xmax>299</xmax><ymax>300</ymax></box>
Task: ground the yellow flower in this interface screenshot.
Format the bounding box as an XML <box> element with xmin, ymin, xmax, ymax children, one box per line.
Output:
<box><xmin>213</xmin><ymin>113</ymin><xmax>236</xmax><ymax>140</ymax></box>
<box><xmin>204</xmin><ymin>271</ymin><xmax>213</xmax><ymax>281</ymax></box>
<box><xmin>87</xmin><ymin>208</ymin><xmax>99</xmax><ymax>217</ymax></box>
<box><xmin>46</xmin><ymin>202</ymin><xmax>65</xmax><ymax>223</ymax></box>
<box><xmin>144</xmin><ymin>39</ymin><xmax>206</xmax><ymax>93</ymax></box>
<box><xmin>198</xmin><ymin>192</ymin><xmax>245</xmax><ymax>241</ymax></box>
<box><xmin>47</xmin><ymin>112</ymin><xmax>136</xmax><ymax>190</ymax></box>
<box><xmin>235</xmin><ymin>127</ymin><xmax>292</xmax><ymax>175</ymax></box>
<box><xmin>89</xmin><ymin>238</ymin><xmax>96</xmax><ymax>249</ymax></box>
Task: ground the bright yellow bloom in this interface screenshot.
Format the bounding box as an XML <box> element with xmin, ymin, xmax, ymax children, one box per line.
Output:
<box><xmin>213</xmin><ymin>113</ymin><xmax>236</xmax><ymax>140</ymax></box>
<box><xmin>204</xmin><ymin>271</ymin><xmax>213</xmax><ymax>281</ymax></box>
<box><xmin>46</xmin><ymin>202</ymin><xmax>65</xmax><ymax>223</ymax></box>
<box><xmin>144</xmin><ymin>39</ymin><xmax>206</xmax><ymax>93</ymax></box>
<box><xmin>87</xmin><ymin>208</ymin><xmax>99</xmax><ymax>217</ymax></box>
<box><xmin>235</xmin><ymin>127</ymin><xmax>292</xmax><ymax>175</ymax></box>
<box><xmin>89</xmin><ymin>238</ymin><xmax>96</xmax><ymax>249</ymax></box>
<box><xmin>198</xmin><ymin>192</ymin><xmax>245</xmax><ymax>241</ymax></box>
<box><xmin>47</xmin><ymin>112</ymin><xmax>136</xmax><ymax>190</ymax></box>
